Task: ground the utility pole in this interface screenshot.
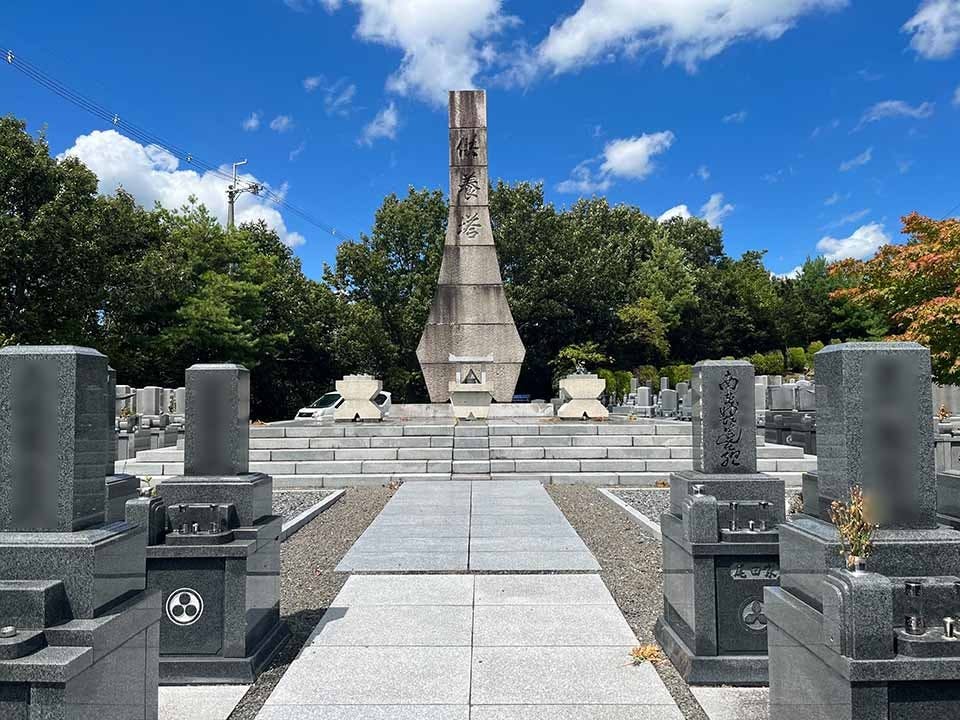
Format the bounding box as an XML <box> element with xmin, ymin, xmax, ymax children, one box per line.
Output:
<box><xmin>226</xmin><ymin>159</ymin><xmax>262</xmax><ymax>230</ymax></box>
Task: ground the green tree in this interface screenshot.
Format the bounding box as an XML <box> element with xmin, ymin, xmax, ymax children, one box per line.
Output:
<box><xmin>325</xmin><ymin>187</ymin><xmax>446</xmax><ymax>401</ymax></box>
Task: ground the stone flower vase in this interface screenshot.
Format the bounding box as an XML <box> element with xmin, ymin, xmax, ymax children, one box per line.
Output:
<box><xmin>847</xmin><ymin>555</ymin><xmax>867</xmax><ymax>574</ymax></box>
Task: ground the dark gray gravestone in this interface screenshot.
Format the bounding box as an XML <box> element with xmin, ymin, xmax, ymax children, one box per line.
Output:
<box><xmin>691</xmin><ymin>360</ymin><xmax>757</xmax><ymax>474</ymax></box>
<box><xmin>815</xmin><ymin>342</ymin><xmax>935</xmax><ymax>529</ymax></box>
<box><xmin>184</xmin><ymin>363</ymin><xmax>250</xmax><ymax>476</ymax></box>
<box><xmin>0</xmin><ymin>346</ymin><xmax>107</xmax><ymax>532</ymax></box>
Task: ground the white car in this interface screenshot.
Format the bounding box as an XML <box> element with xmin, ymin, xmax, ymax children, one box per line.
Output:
<box><xmin>294</xmin><ymin>391</ymin><xmax>392</xmax><ymax>420</ymax></box>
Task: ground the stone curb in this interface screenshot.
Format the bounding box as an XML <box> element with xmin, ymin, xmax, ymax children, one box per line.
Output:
<box><xmin>280</xmin><ymin>489</ymin><xmax>346</xmax><ymax>542</ymax></box>
<box><xmin>596</xmin><ymin>488</ymin><xmax>662</xmax><ymax>541</ymax></box>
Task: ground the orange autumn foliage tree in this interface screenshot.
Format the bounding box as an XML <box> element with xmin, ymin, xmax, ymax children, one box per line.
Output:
<box><xmin>830</xmin><ymin>212</ymin><xmax>960</xmax><ymax>383</ymax></box>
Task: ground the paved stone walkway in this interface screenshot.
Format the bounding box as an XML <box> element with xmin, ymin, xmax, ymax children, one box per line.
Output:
<box><xmin>337</xmin><ymin>480</ymin><xmax>601</xmax><ymax>571</ymax></box>
<box><xmin>258</xmin><ymin>574</ymin><xmax>682</xmax><ymax>719</ymax></box>
<box><xmin>259</xmin><ymin>481</ymin><xmax>682</xmax><ymax>718</ymax></box>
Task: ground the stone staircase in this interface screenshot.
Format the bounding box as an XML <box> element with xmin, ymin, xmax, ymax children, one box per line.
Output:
<box><xmin>114</xmin><ymin>419</ymin><xmax>816</xmax><ymax>489</ymax></box>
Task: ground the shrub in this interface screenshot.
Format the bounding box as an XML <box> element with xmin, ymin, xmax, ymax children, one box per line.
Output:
<box><xmin>634</xmin><ymin>365</ymin><xmax>659</xmax><ymax>389</ymax></box>
<box><xmin>786</xmin><ymin>346</ymin><xmax>807</xmax><ymax>372</ymax></box>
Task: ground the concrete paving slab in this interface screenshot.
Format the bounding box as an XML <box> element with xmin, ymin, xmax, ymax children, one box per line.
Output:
<box><xmin>264</xmin><ymin>646</ymin><xmax>471</xmax><ymax>706</ymax></box>
<box><xmin>333</xmin><ymin>575</ymin><xmax>474</xmax><ymax>606</ymax></box>
<box><xmin>336</xmin><ymin>551</ymin><xmax>467</xmax><ymax>571</ymax></box>
<box><xmin>474</xmin><ymin>574</ymin><xmax>615</xmax><ymax>605</ymax></box>
<box><xmin>257</xmin><ymin>706</ymin><xmax>469</xmax><ymax>720</ymax></box>
<box><xmin>471</xmin><ymin>646</ymin><xmax>674</xmax><ymax>705</ymax></box>
<box><xmin>160</xmin><ymin>685</ymin><xmax>249</xmax><ymax>720</ymax></box>
<box><xmin>690</xmin><ymin>686</ymin><xmax>769</xmax><ymax>720</ymax></box>
<box><xmin>306</xmin><ymin>605</ymin><xmax>473</xmax><ymax>647</ymax></box>
<box><xmin>470</xmin><ymin>707</ymin><xmax>683</xmax><ymax>720</ymax></box>
<box><xmin>348</xmin><ymin>536</ymin><xmax>470</xmax><ymax>553</ymax></box>
<box><xmin>469</xmin><ymin>550</ymin><xmax>601</xmax><ymax>571</ymax></box>
<box><xmin>473</xmin><ymin>605</ymin><xmax>637</xmax><ymax>646</ymax></box>
<box><xmin>469</xmin><ymin>535</ymin><xmax>589</xmax><ymax>552</ymax></box>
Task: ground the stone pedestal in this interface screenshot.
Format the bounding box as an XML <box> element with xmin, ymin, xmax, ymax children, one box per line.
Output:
<box><xmin>144</xmin><ymin>363</ymin><xmax>288</xmax><ymax>684</ymax></box>
<box><xmin>656</xmin><ymin>360</ymin><xmax>785</xmax><ymax>684</ymax></box>
<box><xmin>767</xmin><ymin>343</ymin><xmax>960</xmax><ymax>719</ymax></box>
<box><xmin>557</xmin><ymin>373</ymin><xmax>608</xmax><ymax>420</ymax></box>
<box><xmin>449</xmin><ymin>381</ymin><xmax>493</xmax><ymax>420</ymax></box>
<box><xmin>334</xmin><ymin>374</ymin><xmax>384</xmax><ymax>422</ymax></box>
<box><xmin>416</xmin><ymin>90</ymin><xmax>525</xmax><ymax>403</ymax></box>
<box><xmin>0</xmin><ymin>346</ymin><xmax>160</xmax><ymax>718</ymax></box>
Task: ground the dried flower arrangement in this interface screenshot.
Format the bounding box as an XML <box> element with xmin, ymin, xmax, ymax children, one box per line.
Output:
<box><xmin>829</xmin><ymin>484</ymin><xmax>878</xmax><ymax>570</ymax></box>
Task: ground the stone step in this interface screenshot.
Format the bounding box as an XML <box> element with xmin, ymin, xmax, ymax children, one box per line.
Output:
<box><xmin>453</xmin><ymin>448</ymin><xmax>489</xmax><ymax>461</ymax></box>
<box><xmin>454</xmin><ymin>436</ymin><xmax>489</xmax><ymax>449</ymax></box>
<box><xmin>453</xmin><ymin>460</ymin><xmax>491</xmax><ymax>474</ymax></box>
<box><xmin>453</xmin><ymin>425</ymin><xmax>488</xmax><ymax>437</ymax></box>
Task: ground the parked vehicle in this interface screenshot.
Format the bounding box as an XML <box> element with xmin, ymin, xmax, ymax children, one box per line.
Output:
<box><xmin>294</xmin><ymin>391</ymin><xmax>392</xmax><ymax>420</ymax></box>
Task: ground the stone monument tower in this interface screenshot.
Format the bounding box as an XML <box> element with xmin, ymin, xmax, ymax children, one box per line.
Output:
<box><xmin>417</xmin><ymin>90</ymin><xmax>525</xmax><ymax>403</ymax></box>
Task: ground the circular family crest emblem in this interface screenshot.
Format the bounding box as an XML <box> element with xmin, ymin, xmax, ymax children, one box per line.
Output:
<box><xmin>740</xmin><ymin>599</ymin><xmax>767</xmax><ymax>632</ymax></box>
<box><xmin>165</xmin><ymin>588</ymin><xmax>204</xmax><ymax>626</ymax></box>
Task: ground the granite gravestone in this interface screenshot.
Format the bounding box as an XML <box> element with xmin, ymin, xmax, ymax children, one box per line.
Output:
<box><xmin>0</xmin><ymin>345</ymin><xmax>160</xmax><ymax>718</ymax></box>
<box><xmin>417</xmin><ymin>90</ymin><xmax>525</xmax><ymax>403</ymax></box>
<box><xmin>768</xmin><ymin>342</ymin><xmax>960</xmax><ymax>719</ymax></box>
<box><xmin>656</xmin><ymin>359</ymin><xmax>785</xmax><ymax>684</ymax></box>
<box><xmin>143</xmin><ymin>362</ymin><xmax>287</xmax><ymax>683</ymax></box>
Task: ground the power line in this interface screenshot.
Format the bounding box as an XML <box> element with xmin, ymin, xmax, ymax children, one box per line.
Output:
<box><xmin>2</xmin><ymin>45</ymin><xmax>354</xmax><ymax>243</ymax></box>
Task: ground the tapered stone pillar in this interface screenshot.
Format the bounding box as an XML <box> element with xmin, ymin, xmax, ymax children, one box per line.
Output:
<box><xmin>417</xmin><ymin>90</ymin><xmax>525</xmax><ymax>403</ymax></box>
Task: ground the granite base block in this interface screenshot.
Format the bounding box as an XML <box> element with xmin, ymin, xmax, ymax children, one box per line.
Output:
<box><xmin>655</xmin><ymin>616</ymin><xmax>769</xmax><ymax>685</ymax></box>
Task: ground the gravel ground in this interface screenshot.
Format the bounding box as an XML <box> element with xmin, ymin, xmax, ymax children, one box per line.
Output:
<box><xmin>227</xmin><ymin>485</ymin><xmax>395</xmax><ymax>720</ymax></box>
<box><xmin>272</xmin><ymin>490</ymin><xmax>334</xmax><ymax>523</ymax></box>
<box><xmin>547</xmin><ymin>485</ymin><xmax>708</xmax><ymax>720</ymax></box>
<box><xmin>614</xmin><ymin>488</ymin><xmax>671</xmax><ymax>522</ymax></box>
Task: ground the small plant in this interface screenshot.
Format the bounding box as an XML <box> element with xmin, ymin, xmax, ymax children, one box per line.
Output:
<box><xmin>938</xmin><ymin>404</ymin><xmax>951</xmax><ymax>422</ymax></box>
<box><xmin>788</xmin><ymin>492</ymin><xmax>804</xmax><ymax>515</ymax></box>
<box><xmin>168</xmin><ymin>395</ymin><xmax>177</xmax><ymax>414</ymax></box>
<box><xmin>386</xmin><ymin>479</ymin><xmax>404</xmax><ymax>491</ymax></box>
<box><xmin>654</xmin><ymin>478</ymin><xmax>669</xmax><ymax>489</ymax></box>
<box><xmin>139</xmin><ymin>475</ymin><xmax>158</xmax><ymax>498</ymax></box>
<box><xmin>119</xmin><ymin>405</ymin><xmax>132</xmax><ymax>419</ymax></box>
<box><xmin>630</xmin><ymin>644</ymin><xmax>666</xmax><ymax>666</ymax></box>
<box><xmin>829</xmin><ymin>485</ymin><xmax>878</xmax><ymax>569</ymax></box>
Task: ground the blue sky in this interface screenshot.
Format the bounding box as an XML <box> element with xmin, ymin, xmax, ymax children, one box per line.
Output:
<box><xmin>4</xmin><ymin>0</ymin><xmax>959</xmax><ymax>279</ymax></box>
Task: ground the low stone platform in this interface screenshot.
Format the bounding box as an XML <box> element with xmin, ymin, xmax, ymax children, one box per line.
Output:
<box><xmin>116</xmin><ymin>417</ymin><xmax>816</xmax><ymax>488</ymax></box>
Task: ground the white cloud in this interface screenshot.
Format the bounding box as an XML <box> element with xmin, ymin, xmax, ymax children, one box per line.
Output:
<box><xmin>856</xmin><ymin>99</ymin><xmax>935</xmax><ymax>129</ymax></box>
<box><xmin>303</xmin><ymin>76</ymin><xmax>358</xmax><ymax>116</ymax></box>
<box><xmin>326</xmin><ymin>82</ymin><xmax>357</xmax><ymax>116</ymax></box>
<box><xmin>817</xmin><ymin>222</ymin><xmax>890</xmax><ymax>262</ymax></box>
<box><xmin>774</xmin><ymin>265</ymin><xmax>803</xmax><ymax>279</ymax></box>
<box><xmin>811</xmin><ymin>118</ymin><xmax>840</xmax><ymax>138</ymax></box>
<box><xmin>556</xmin><ymin>161</ymin><xmax>612</xmax><ymax>194</ymax></box>
<box><xmin>722</xmin><ymin>110</ymin><xmax>748</xmax><ymax>124</ymax></box>
<box><xmin>285</xmin><ymin>0</ymin><xmax>342</xmax><ymax>11</ymax></box>
<box><xmin>289</xmin><ymin>142</ymin><xmax>307</xmax><ymax>161</ymax></box>
<box><xmin>601</xmin><ymin>132</ymin><xmax>675</xmax><ymax>179</ymax></box>
<box><xmin>558</xmin><ymin>131</ymin><xmax>674</xmax><ymax>194</ymax></box>
<box><xmin>60</xmin><ymin>130</ymin><xmax>305</xmax><ymax>247</ymax></box>
<box><xmin>822</xmin><ymin>208</ymin><xmax>870</xmax><ymax>230</ymax></box>
<box><xmin>696</xmin><ymin>165</ymin><xmax>711</xmax><ymax>181</ymax></box>
<box><xmin>269</xmin><ymin>115</ymin><xmax>294</xmax><ymax>133</ymax></box>
<box><xmin>359</xmin><ymin>102</ymin><xmax>399</xmax><ymax>146</ymax></box>
<box><xmin>839</xmin><ymin>147</ymin><xmax>872</xmax><ymax>171</ymax></box>
<box><xmin>537</xmin><ymin>0</ymin><xmax>847</xmax><ymax>74</ymax></box>
<box><xmin>824</xmin><ymin>191</ymin><xmax>845</xmax><ymax>206</ymax></box>
<box><xmin>337</xmin><ymin>0</ymin><xmax>516</xmax><ymax>107</ymax></box>
<box><xmin>701</xmin><ymin>192</ymin><xmax>734</xmax><ymax>227</ymax></box>
<box><xmin>657</xmin><ymin>204</ymin><xmax>692</xmax><ymax>222</ymax></box>
<box><xmin>903</xmin><ymin>0</ymin><xmax>960</xmax><ymax>60</ymax></box>
<box><xmin>954</xmin><ymin>84</ymin><xmax>960</xmax><ymax>105</ymax></box>
<box><xmin>242</xmin><ymin>112</ymin><xmax>261</xmax><ymax>131</ymax></box>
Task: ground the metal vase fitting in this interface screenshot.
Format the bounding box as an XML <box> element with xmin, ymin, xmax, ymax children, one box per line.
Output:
<box><xmin>905</xmin><ymin>581</ymin><xmax>926</xmax><ymax>636</ymax></box>
<box><xmin>944</xmin><ymin>617</ymin><xmax>956</xmax><ymax>639</ymax></box>
<box><xmin>848</xmin><ymin>556</ymin><xmax>867</xmax><ymax>573</ymax></box>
